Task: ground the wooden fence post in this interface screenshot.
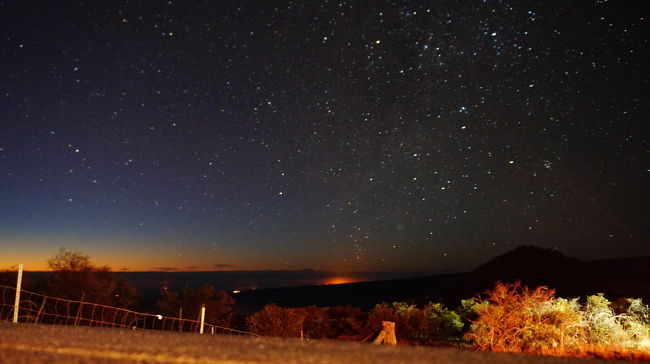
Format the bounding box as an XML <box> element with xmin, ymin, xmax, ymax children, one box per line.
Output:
<box><xmin>179</xmin><ymin>307</ymin><xmax>183</xmax><ymax>332</ymax></box>
<box><xmin>373</xmin><ymin>321</ymin><xmax>397</xmax><ymax>345</ymax></box>
<box><xmin>35</xmin><ymin>297</ymin><xmax>46</xmax><ymax>324</ymax></box>
<box><xmin>74</xmin><ymin>291</ymin><xmax>85</xmax><ymax>326</ymax></box>
<box><xmin>199</xmin><ymin>304</ymin><xmax>206</xmax><ymax>334</ymax></box>
<box><xmin>12</xmin><ymin>264</ymin><xmax>23</xmax><ymax>323</ymax></box>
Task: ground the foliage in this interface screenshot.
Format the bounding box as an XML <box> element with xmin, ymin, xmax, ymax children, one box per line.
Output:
<box><xmin>367</xmin><ymin>301</ymin><xmax>463</xmax><ymax>344</ymax></box>
<box><xmin>324</xmin><ymin>305</ymin><xmax>368</xmax><ymax>340</ymax></box>
<box><xmin>465</xmin><ymin>281</ymin><xmax>584</xmax><ymax>354</ymax></box>
<box><xmin>246</xmin><ymin>303</ymin><xmax>306</xmax><ymax>337</ymax></box>
<box><xmin>582</xmin><ymin>294</ymin><xmax>650</xmax><ymax>349</ymax></box>
<box><xmin>626</xmin><ymin>298</ymin><xmax>650</xmax><ymax>324</ymax></box>
<box><xmin>583</xmin><ymin>293</ymin><xmax>626</xmax><ymax>345</ymax></box>
<box><xmin>155</xmin><ymin>284</ymin><xmax>234</xmax><ymax>326</ymax></box>
<box><xmin>457</xmin><ymin>299</ymin><xmax>482</xmax><ymax>322</ymax></box>
<box><xmin>466</xmin><ymin>281</ymin><xmax>650</xmax><ymax>356</ymax></box>
<box><xmin>423</xmin><ymin>302</ymin><xmax>464</xmax><ymax>341</ymax></box>
<box><xmin>297</xmin><ymin>305</ymin><xmax>330</xmax><ymax>338</ymax></box>
<box><xmin>45</xmin><ymin>248</ymin><xmax>140</xmax><ymax>308</ymax></box>
<box><xmin>244</xmin><ymin>304</ymin><xmax>368</xmax><ymax>339</ymax></box>
<box><xmin>0</xmin><ymin>269</ymin><xmax>21</xmax><ymax>287</ymax></box>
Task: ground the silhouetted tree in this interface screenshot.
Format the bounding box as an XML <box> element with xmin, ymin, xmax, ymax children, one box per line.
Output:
<box><xmin>45</xmin><ymin>248</ymin><xmax>141</xmax><ymax>309</ymax></box>
<box><xmin>155</xmin><ymin>284</ymin><xmax>234</xmax><ymax>326</ymax></box>
<box><xmin>0</xmin><ymin>269</ymin><xmax>19</xmax><ymax>287</ymax></box>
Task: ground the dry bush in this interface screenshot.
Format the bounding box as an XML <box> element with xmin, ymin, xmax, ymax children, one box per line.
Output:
<box><xmin>292</xmin><ymin>305</ymin><xmax>368</xmax><ymax>340</ymax></box>
<box><xmin>298</xmin><ymin>305</ymin><xmax>330</xmax><ymax>339</ymax></box>
<box><xmin>246</xmin><ymin>303</ymin><xmax>305</xmax><ymax>337</ymax></box>
<box><xmin>322</xmin><ymin>306</ymin><xmax>368</xmax><ymax>340</ymax></box>
<box><xmin>466</xmin><ymin>281</ymin><xmax>650</xmax><ymax>358</ymax></box>
<box><xmin>465</xmin><ymin>281</ymin><xmax>583</xmax><ymax>354</ymax></box>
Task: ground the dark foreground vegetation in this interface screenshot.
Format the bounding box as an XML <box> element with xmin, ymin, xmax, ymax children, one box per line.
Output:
<box><xmin>2</xmin><ymin>247</ymin><xmax>649</xmax><ymax>361</ymax></box>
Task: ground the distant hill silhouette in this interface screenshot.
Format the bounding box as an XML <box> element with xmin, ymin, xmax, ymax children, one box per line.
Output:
<box><xmin>473</xmin><ymin>245</ymin><xmax>578</xmax><ymax>278</ymax></box>
<box><xmin>234</xmin><ymin>246</ymin><xmax>650</xmax><ymax>313</ymax></box>
<box><xmin>469</xmin><ymin>245</ymin><xmax>580</xmax><ymax>293</ymax></box>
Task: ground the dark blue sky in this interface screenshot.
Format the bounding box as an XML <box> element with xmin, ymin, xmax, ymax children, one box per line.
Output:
<box><xmin>1</xmin><ymin>1</ymin><xmax>648</xmax><ymax>272</ymax></box>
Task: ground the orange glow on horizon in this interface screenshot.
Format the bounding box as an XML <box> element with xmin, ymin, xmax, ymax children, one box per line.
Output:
<box><xmin>323</xmin><ymin>277</ymin><xmax>363</xmax><ymax>285</ymax></box>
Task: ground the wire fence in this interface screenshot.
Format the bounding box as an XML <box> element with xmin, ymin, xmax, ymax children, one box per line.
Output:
<box><xmin>0</xmin><ymin>284</ymin><xmax>257</xmax><ymax>336</ymax></box>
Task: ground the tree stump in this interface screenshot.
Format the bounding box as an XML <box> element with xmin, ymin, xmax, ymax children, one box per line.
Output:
<box><xmin>373</xmin><ymin>320</ymin><xmax>397</xmax><ymax>345</ymax></box>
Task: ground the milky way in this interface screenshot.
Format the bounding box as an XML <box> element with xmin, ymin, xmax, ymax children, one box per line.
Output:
<box><xmin>1</xmin><ymin>1</ymin><xmax>648</xmax><ymax>271</ymax></box>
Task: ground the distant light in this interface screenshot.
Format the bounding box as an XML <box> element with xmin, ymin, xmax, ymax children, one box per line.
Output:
<box><xmin>232</xmin><ymin>290</ymin><xmax>241</xmax><ymax>294</ymax></box>
<box><xmin>156</xmin><ymin>315</ymin><xmax>163</xmax><ymax>320</ymax></box>
<box><xmin>324</xmin><ymin>277</ymin><xmax>362</xmax><ymax>285</ymax></box>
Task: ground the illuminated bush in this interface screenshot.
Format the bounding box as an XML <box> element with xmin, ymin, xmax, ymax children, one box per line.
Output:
<box><xmin>465</xmin><ymin>281</ymin><xmax>583</xmax><ymax>354</ymax></box>
<box><xmin>583</xmin><ymin>293</ymin><xmax>627</xmax><ymax>345</ymax></box>
<box><xmin>624</xmin><ymin>298</ymin><xmax>650</xmax><ymax>348</ymax></box>
<box><xmin>466</xmin><ymin>281</ymin><xmax>650</xmax><ymax>356</ymax></box>
<box><xmin>583</xmin><ymin>294</ymin><xmax>650</xmax><ymax>349</ymax></box>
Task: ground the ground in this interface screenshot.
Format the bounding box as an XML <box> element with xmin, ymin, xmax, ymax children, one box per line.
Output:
<box><xmin>0</xmin><ymin>322</ymin><xmax>629</xmax><ymax>364</ymax></box>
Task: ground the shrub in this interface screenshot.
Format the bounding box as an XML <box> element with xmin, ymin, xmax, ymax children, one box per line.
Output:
<box><xmin>423</xmin><ymin>302</ymin><xmax>464</xmax><ymax>341</ymax></box>
<box><xmin>156</xmin><ymin>284</ymin><xmax>234</xmax><ymax>326</ymax></box>
<box><xmin>583</xmin><ymin>293</ymin><xmax>627</xmax><ymax>345</ymax></box>
<box><xmin>582</xmin><ymin>294</ymin><xmax>650</xmax><ymax>349</ymax></box>
<box><xmin>319</xmin><ymin>306</ymin><xmax>367</xmax><ymax>340</ymax></box>
<box><xmin>367</xmin><ymin>301</ymin><xmax>463</xmax><ymax>344</ymax></box>
<box><xmin>297</xmin><ymin>305</ymin><xmax>330</xmax><ymax>339</ymax></box>
<box><xmin>46</xmin><ymin>248</ymin><xmax>141</xmax><ymax>309</ymax></box>
<box><xmin>246</xmin><ymin>303</ymin><xmax>305</xmax><ymax>337</ymax></box>
<box><xmin>465</xmin><ymin>281</ymin><xmax>583</xmax><ymax>354</ymax></box>
<box><xmin>466</xmin><ymin>282</ymin><xmax>650</xmax><ymax>356</ymax></box>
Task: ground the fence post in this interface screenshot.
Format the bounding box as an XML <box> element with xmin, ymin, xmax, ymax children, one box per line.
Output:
<box><xmin>13</xmin><ymin>264</ymin><xmax>23</xmax><ymax>323</ymax></box>
<box><xmin>75</xmin><ymin>291</ymin><xmax>85</xmax><ymax>326</ymax></box>
<box><xmin>373</xmin><ymin>321</ymin><xmax>397</xmax><ymax>345</ymax></box>
<box><xmin>199</xmin><ymin>304</ymin><xmax>206</xmax><ymax>334</ymax></box>
<box><xmin>179</xmin><ymin>308</ymin><xmax>183</xmax><ymax>332</ymax></box>
<box><xmin>35</xmin><ymin>297</ymin><xmax>46</xmax><ymax>324</ymax></box>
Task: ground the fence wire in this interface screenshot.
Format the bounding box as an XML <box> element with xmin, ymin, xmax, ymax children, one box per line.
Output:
<box><xmin>0</xmin><ymin>284</ymin><xmax>256</xmax><ymax>336</ymax></box>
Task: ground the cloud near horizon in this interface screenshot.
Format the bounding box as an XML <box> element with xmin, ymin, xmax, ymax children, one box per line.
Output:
<box><xmin>214</xmin><ymin>263</ymin><xmax>234</xmax><ymax>269</ymax></box>
<box><xmin>154</xmin><ymin>267</ymin><xmax>179</xmax><ymax>272</ymax></box>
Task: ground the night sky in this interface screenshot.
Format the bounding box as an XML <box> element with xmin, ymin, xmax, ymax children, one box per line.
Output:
<box><xmin>1</xmin><ymin>1</ymin><xmax>648</xmax><ymax>273</ymax></box>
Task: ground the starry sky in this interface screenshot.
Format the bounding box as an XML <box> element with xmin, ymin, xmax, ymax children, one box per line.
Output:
<box><xmin>1</xmin><ymin>1</ymin><xmax>648</xmax><ymax>273</ymax></box>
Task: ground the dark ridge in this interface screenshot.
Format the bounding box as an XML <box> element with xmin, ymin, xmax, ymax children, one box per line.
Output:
<box><xmin>472</xmin><ymin>245</ymin><xmax>578</xmax><ymax>275</ymax></box>
<box><xmin>234</xmin><ymin>246</ymin><xmax>650</xmax><ymax>313</ymax></box>
<box><xmin>468</xmin><ymin>245</ymin><xmax>580</xmax><ymax>294</ymax></box>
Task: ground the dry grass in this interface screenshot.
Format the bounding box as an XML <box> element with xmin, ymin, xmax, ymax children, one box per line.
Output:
<box><xmin>537</xmin><ymin>344</ymin><xmax>650</xmax><ymax>361</ymax></box>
